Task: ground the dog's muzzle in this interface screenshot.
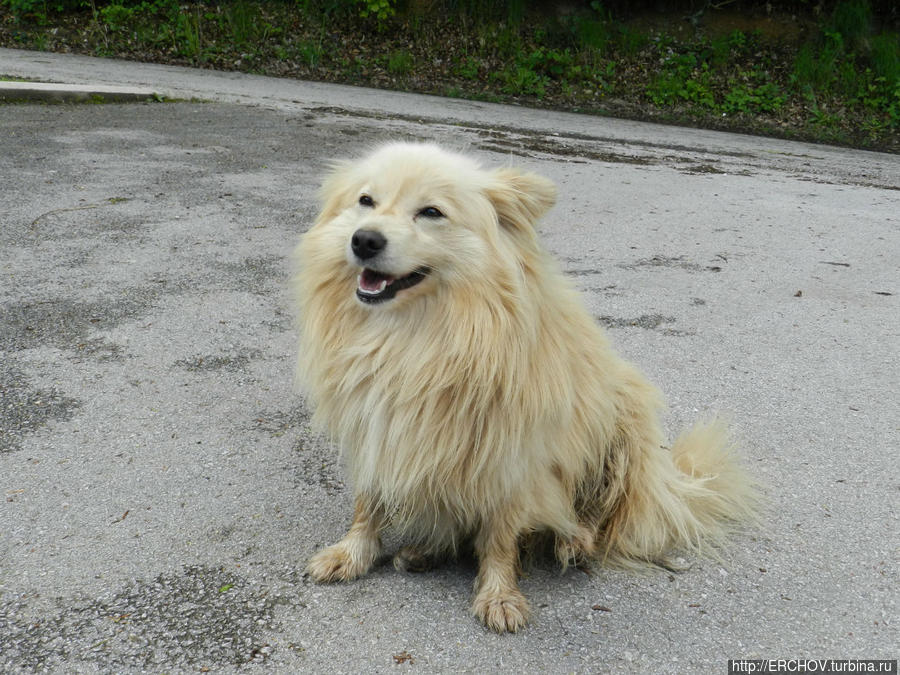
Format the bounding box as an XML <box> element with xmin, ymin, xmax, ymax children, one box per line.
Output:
<box><xmin>350</xmin><ymin>229</ymin><xmax>428</xmax><ymax>304</ymax></box>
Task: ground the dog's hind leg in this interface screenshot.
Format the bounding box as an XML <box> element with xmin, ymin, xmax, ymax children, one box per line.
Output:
<box><xmin>471</xmin><ymin>509</ymin><xmax>530</xmax><ymax>633</ymax></box>
<box><xmin>554</xmin><ymin>524</ymin><xmax>597</xmax><ymax>569</ymax></box>
<box><xmin>393</xmin><ymin>547</ymin><xmax>436</xmax><ymax>573</ymax></box>
<box><xmin>307</xmin><ymin>494</ymin><xmax>384</xmax><ymax>582</ymax></box>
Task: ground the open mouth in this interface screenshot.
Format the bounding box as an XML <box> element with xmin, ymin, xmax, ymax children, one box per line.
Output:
<box><xmin>356</xmin><ymin>267</ymin><xmax>429</xmax><ymax>304</ymax></box>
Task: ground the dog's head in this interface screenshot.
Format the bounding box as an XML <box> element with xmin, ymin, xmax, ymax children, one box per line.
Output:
<box><xmin>301</xmin><ymin>143</ymin><xmax>557</xmax><ymax>309</ymax></box>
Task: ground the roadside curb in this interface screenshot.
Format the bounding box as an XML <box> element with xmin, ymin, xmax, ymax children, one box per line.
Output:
<box><xmin>0</xmin><ymin>80</ymin><xmax>160</xmax><ymax>103</ymax></box>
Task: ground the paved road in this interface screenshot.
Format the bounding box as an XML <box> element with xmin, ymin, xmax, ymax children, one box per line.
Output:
<box><xmin>1</xmin><ymin>48</ymin><xmax>898</xmax><ymax>673</ymax></box>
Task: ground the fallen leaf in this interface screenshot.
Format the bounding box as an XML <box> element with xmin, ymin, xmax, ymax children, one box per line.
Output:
<box><xmin>393</xmin><ymin>650</ymin><xmax>414</xmax><ymax>664</ymax></box>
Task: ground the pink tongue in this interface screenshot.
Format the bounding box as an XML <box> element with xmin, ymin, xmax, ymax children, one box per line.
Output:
<box><xmin>359</xmin><ymin>269</ymin><xmax>394</xmax><ymax>292</ymax></box>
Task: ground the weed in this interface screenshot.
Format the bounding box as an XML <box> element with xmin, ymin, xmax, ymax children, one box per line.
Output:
<box><xmin>828</xmin><ymin>0</ymin><xmax>871</xmax><ymax>50</ymax></box>
<box><xmin>809</xmin><ymin>102</ymin><xmax>840</xmax><ymax>127</ymax></box>
<box><xmin>6</xmin><ymin>0</ymin><xmax>50</xmax><ymax>23</ymax></box>
<box><xmin>495</xmin><ymin>25</ymin><xmax>522</xmax><ymax>60</ymax></box>
<box><xmin>710</xmin><ymin>30</ymin><xmax>753</xmax><ymax>65</ymax></box>
<box><xmin>100</xmin><ymin>4</ymin><xmax>134</xmax><ymax>32</ymax></box>
<box><xmin>440</xmin><ymin>0</ymin><xmax>524</xmax><ymax>26</ymax></box>
<box><xmin>581</xmin><ymin>60</ymin><xmax>615</xmax><ymax>96</ymax></box>
<box><xmin>176</xmin><ymin>8</ymin><xmax>203</xmax><ymax>61</ymax></box>
<box><xmin>387</xmin><ymin>49</ymin><xmax>414</xmax><ymax>76</ymax></box>
<box><xmin>222</xmin><ymin>1</ymin><xmax>261</xmax><ymax>47</ymax></box>
<box><xmin>523</xmin><ymin>47</ymin><xmax>574</xmax><ymax>80</ymax></box>
<box><xmin>727</xmin><ymin>29</ymin><xmax>747</xmax><ymax>51</ymax></box>
<box><xmin>496</xmin><ymin>64</ymin><xmax>548</xmax><ymax>98</ymax></box>
<box><xmin>792</xmin><ymin>37</ymin><xmax>842</xmax><ymax>93</ymax></box>
<box><xmin>357</xmin><ymin>0</ymin><xmax>394</xmax><ymax>28</ymax></box>
<box><xmin>889</xmin><ymin>81</ymin><xmax>900</xmax><ymax>127</ymax></box>
<box><xmin>681</xmin><ymin>76</ymin><xmax>716</xmax><ymax>109</ymax></box>
<box><xmin>870</xmin><ymin>33</ymin><xmax>900</xmax><ymax>83</ymax></box>
<box><xmin>296</xmin><ymin>40</ymin><xmax>324</xmax><ymax>67</ymax></box>
<box><xmin>615</xmin><ymin>24</ymin><xmax>647</xmax><ymax>56</ymax></box>
<box><xmin>572</xmin><ymin>14</ymin><xmax>610</xmax><ymax>54</ymax></box>
<box><xmin>723</xmin><ymin>81</ymin><xmax>785</xmax><ymax>114</ymax></box>
<box><xmin>453</xmin><ymin>56</ymin><xmax>480</xmax><ymax>80</ymax></box>
<box><xmin>505</xmin><ymin>0</ymin><xmax>525</xmax><ymax>26</ymax></box>
<box><xmin>648</xmin><ymin>52</ymin><xmax>714</xmax><ymax>109</ymax></box>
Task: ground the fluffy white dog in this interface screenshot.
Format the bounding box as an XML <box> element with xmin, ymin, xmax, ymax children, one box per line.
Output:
<box><xmin>294</xmin><ymin>142</ymin><xmax>757</xmax><ymax>632</ymax></box>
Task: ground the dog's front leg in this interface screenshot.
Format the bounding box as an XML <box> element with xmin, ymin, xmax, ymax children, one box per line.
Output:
<box><xmin>307</xmin><ymin>494</ymin><xmax>383</xmax><ymax>582</ymax></box>
<box><xmin>471</xmin><ymin>512</ymin><xmax>529</xmax><ymax>633</ymax></box>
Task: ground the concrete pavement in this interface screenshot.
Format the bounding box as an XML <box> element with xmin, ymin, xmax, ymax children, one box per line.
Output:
<box><xmin>1</xmin><ymin>48</ymin><xmax>898</xmax><ymax>673</ymax></box>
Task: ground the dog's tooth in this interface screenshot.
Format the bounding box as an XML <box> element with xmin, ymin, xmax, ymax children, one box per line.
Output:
<box><xmin>357</xmin><ymin>275</ymin><xmax>389</xmax><ymax>295</ymax></box>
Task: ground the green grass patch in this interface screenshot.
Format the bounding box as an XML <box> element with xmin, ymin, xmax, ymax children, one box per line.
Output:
<box><xmin>1</xmin><ymin>0</ymin><xmax>897</xmax><ymax>149</ymax></box>
<box><xmin>386</xmin><ymin>48</ymin><xmax>414</xmax><ymax>76</ymax></box>
<box><xmin>790</xmin><ymin>0</ymin><xmax>899</xmax><ymax>129</ymax></box>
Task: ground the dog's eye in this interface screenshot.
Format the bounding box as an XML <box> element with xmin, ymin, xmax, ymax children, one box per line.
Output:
<box><xmin>417</xmin><ymin>206</ymin><xmax>444</xmax><ymax>219</ymax></box>
<box><xmin>359</xmin><ymin>195</ymin><xmax>375</xmax><ymax>207</ymax></box>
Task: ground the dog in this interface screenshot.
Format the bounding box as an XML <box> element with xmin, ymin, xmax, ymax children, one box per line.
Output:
<box><xmin>293</xmin><ymin>142</ymin><xmax>757</xmax><ymax>633</ymax></box>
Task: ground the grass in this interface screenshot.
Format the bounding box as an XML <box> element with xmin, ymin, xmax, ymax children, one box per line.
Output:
<box><xmin>386</xmin><ymin>48</ymin><xmax>413</xmax><ymax>76</ymax></box>
<box><xmin>0</xmin><ymin>0</ymin><xmax>897</xmax><ymax>151</ymax></box>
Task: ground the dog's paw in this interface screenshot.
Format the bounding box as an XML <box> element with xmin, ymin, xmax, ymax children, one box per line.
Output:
<box><xmin>472</xmin><ymin>589</ymin><xmax>530</xmax><ymax>633</ymax></box>
<box><xmin>306</xmin><ymin>542</ymin><xmax>372</xmax><ymax>582</ymax></box>
<box><xmin>393</xmin><ymin>547</ymin><xmax>433</xmax><ymax>573</ymax></box>
<box><xmin>555</xmin><ymin>525</ymin><xmax>597</xmax><ymax>567</ymax></box>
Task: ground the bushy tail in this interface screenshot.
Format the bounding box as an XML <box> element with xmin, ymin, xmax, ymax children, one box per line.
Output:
<box><xmin>601</xmin><ymin>418</ymin><xmax>760</xmax><ymax>567</ymax></box>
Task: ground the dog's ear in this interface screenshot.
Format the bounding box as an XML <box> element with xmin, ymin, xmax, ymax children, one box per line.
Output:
<box><xmin>486</xmin><ymin>168</ymin><xmax>557</xmax><ymax>235</ymax></box>
<box><xmin>315</xmin><ymin>160</ymin><xmax>358</xmax><ymax>224</ymax></box>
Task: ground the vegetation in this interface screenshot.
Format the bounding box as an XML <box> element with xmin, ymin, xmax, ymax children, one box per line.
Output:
<box><xmin>1</xmin><ymin>0</ymin><xmax>897</xmax><ymax>151</ymax></box>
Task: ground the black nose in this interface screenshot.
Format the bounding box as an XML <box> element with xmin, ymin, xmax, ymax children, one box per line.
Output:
<box><xmin>351</xmin><ymin>229</ymin><xmax>387</xmax><ymax>260</ymax></box>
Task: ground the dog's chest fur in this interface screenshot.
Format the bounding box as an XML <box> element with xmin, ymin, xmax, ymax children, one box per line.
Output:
<box><xmin>303</xmin><ymin>288</ymin><xmax>579</xmax><ymax>538</ymax></box>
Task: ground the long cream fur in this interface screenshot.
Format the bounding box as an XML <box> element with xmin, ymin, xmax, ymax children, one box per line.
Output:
<box><xmin>294</xmin><ymin>142</ymin><xmax>758</xmax><ymax>632</ymax></box>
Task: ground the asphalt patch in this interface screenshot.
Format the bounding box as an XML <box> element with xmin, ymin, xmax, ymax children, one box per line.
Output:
<box><xmin>620</xmin><ymin>254</ymin><xmax>724</xmax><ymax>273</ymax></box>
<box><xmin>0</xmin><ymin>364</ymin><xmax>81</xmax><ymax>453</ymax></box>
<box><xmin>251</xmin><ymin>405</ymin><xmax>311</xmax><ymax>437</ymax></box>
<box><xmin>0</xmin><ymin>565</ymin><xmax>283</xmax><ymax>672</ymax></box>
<box><xmin>216</xmin><ymin>255</ymin><xmax>285</xmax><ymax>296</ymax></box>
<box><xmin>475</xmin><ymin>137</ymin><xmax>650</xmax><ymax>165</ymax></box>
<box><xmin>174</xmin><ymin>349</ymin><xmax>263</xmax><ymax>373</ymax></box>
<box><xmin>0</xmin><ymin>293</ymin><xmax>156</xmax><ymax>353</ymax></box>
<box><xmin>251</xmin><ymin>405</ymin><xmax>343</xmax><ymax>492</ymax></box>
<box><xmin>295</xmin><ymin>438</ymin><xmax>345</xmax><ymax>495</ymax></box>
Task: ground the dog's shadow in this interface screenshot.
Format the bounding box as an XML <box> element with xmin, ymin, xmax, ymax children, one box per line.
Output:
<box><xmin>371</xmin><ymin>536</ymin><xmax>600</xmax><ymax>590</ymax></box>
